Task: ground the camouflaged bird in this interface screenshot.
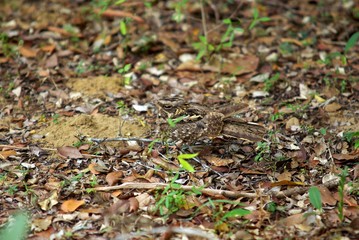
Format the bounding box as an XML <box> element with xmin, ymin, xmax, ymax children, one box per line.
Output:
<box><xmin>156</xmin><ymin>97</ymin><xmax>266</xmax><ymax>145</ymax></box>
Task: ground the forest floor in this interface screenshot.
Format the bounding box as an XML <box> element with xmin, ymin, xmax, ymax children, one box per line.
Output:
<box><xmin>0</xmin><ymin>0</ymin><xmax>359</xmax><ymax>239</ymax></box>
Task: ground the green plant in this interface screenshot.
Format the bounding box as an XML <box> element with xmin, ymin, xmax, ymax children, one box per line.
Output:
<box><xmin>197</xmin><ymin>199</ymin><xmax>250</xmax><ymax>228</ymax></box>
<box><xmin>343</xmin><ymin>131</ymin><xmax>359</xmax><ymax>149</ymax></box>
<box><xmin>171</xmin><ymin>0</ymin><xmax>188</xmax><ymax>22</ymax></box>
<box><xmin>0</xmin><ymin>33</ymin><xmax>19</xmax><ymax>58</ymax></box>
<box><xmin>155</xmin><ymin>173</ymin><xmax>192</xmax><ymax>217</ymax></box>
<box><xmin>309</xmin><ymin>186</ymin><xmax>323</xmax><ymax>212</ymax></box>
<box><xmin>167</xmin><ymin>115</ymin><xmax>187</xmax><ymax>128</ymax></box>
<box><xmin>249</xmin><ymin>8</ymin><xmax>271</xmax><ymax>30</ymax></box>
<box><xmin>264</xmin><ymin>72</ymin><xmax>280</xmax><ymax>91</ymax></box>
<box><xmin>338</xmin><ymin>167</ymin><xmax>349</xmax><ymax>222</ymax></box>
<box><xmin>63</xmin><ymin>24</ymin><xmax>80</xmax><ymax>42</ymax></box>
<box><xmin>6</xmin><ymin>185</ymin><xmax>18</xmax><ymax>195</ymax></box>
<box><xmin>255</xmin><ymin>141</ymin><xmax>270</xmax><ymax>162</ymax></box>
<box><xmin>117</xmin><ymin>63</ymin><xmax>132</xmax><ymax>86</ymax></box>
<box><xmin>177</xmin><ymin>153</ymin><xmax>197</xmax><ymax>172</ymax></box>
<box><xmin>52</xmin><ymin>113</ymin><xmax>60</xmax><ymax>124</ymax></box>
<box><xmin>0</xmin><ymin>211</ymin><xmax>29</xmax><ymax>240</ymax></box>
<box><xmin>216</xmin><ymin>18</ymin><xmax>243</xmax><ymax>52</ymax></box>
<box><xmin>269</xmin><ymin>112</ymin><xmax>284</xmax><ymax>122</ymax></box>
<box><xmin>116</xmin><ymin>100</ymin><xmax>130</xmax><ymax>115</ymax></box>
<box><xmin>89</xmin><ymin>175</ymin><xmax>98</xmax><ymax>187</ymax></box>
<box><xmin>192</xmin><ymin>35</ymin><xmax>215</xmax><ymax>61</ymax></box>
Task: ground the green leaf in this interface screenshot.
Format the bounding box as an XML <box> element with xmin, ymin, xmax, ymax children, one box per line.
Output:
<box><xmin>253</xmin><ymin>8</ymin><xmax>259</xmax><ymax>19</ymax></box>
<box><xmin>309</xmin><ymin>186</ymin><xmax>322</xmax><ymax>211</ymax></box>
<box><xmin>223</xmin><ymin>18</ymin><xmax>231</xmax><ymax>24</ymax></box>
<box><xmin>258</xmin><ymin>17</ymin><xmax>271</xmax><ymax>22</ymax></box>
<box><xmin>249</xmin><ymin>20</ymin><xmax>258</xmax><ymax>30</ymax></box>
<box><xmin>344</xmin><ymin>32</ymin><xmax>359</xmax><ymax>54</ymax></box>
<box><xmin>222</xmin><ymin>208</ymin><xmax>251</xmax><ymax>219</ymax></box>
<box><xmin>167</xmin><ymin>115</ymin><xmax>186</xmax><ymax>127</ymax></box>
<box><xmin>178</xmin><ymin>153</ymin><xmax>198</xmax><ymax>160</ymax></box>
<box><xmin>177</xmin><ymin>153</ymin><xmax>198</xmax><ymax>172</ymax></box>
<box><xmin>120</xmin><ymin>20</ymin><xmax>127</xmax><ymax>35</ymax></box>
<box><xmin>178</xmin><ymin>158</ymin><xmax>195</xmax><ymax>172</ymax></box>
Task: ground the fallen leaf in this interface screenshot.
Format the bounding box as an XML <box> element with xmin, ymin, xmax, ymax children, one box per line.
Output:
<box><xmin>277</xmin><ymin>170</ymin><xmax>292</xmax><ymax>181</ymax></box>
<box><xmin>0</xmin><ymin>149</ymin><xmax>17</xmax><ymax>159</ymax></box>
<box><xmin>89</xmin><ymin>163</ymin><xmax>101</xmax><ymax>174</ymax></box>
<box><xmin>324</xmin><ymin>102</ymin><xmax>341</xmax><ymax>112</ymax></box>
<box><xmin>317</xmin><ymin>186</ymin><xmax>337</xmax><ymax>206</ymax></box>
<box><xmin>19</xmin><ymin>46</ymin><xmax>37</xmax><ymax>58</ymax></box>
<box><xmin>332</xmin><ymin>152</ymin><xmax>359</xmax><ymax>161</ymax></box>
<box><xmin>31</xmin><ymin>216</ymin><xmax>53</xmax><ymax>232</ymax></box>
<box><xmin>204</xmin><ymin>156</ymin><xmax>234</xmax><ymax>166</ymax></box>
<box><xmin>106</xmin><ymin>171</ymin><xmax>124</xmax><ymax>186</ymax></box>
<box><xmin>285</xmin><ymin>117</ymin><xmax>300</xmax><ymax>131</ymax></box>
<box><xmin>128</xmin><ymin>197</ymin><xmax>139</xmax><ymax>212</ymax></box>
<box><xmin>38</xmin><ymin>191</ymin><xmax>59</xmax><ymax>211</ymax></box>
<box><xmin>57</xmin><ymin>146</ymin><xmax>83</xmax><ymax>159</ymax></box>
<box><xmin>61</xmin><ymin>199</ymin><xmax>85</xmax><ymax>213</ymax></box>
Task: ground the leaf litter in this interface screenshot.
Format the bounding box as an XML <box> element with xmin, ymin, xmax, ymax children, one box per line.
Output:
<box><xmin>0</xmin><ymin>0</ymin><xmax>358</xmax><ymax>239</ymax></box>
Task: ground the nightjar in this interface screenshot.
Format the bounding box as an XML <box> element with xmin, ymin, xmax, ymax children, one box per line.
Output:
<box><xmin>156</xmin><ymin>97</ymin><xmax>266</xmax><ymax>145</ymax></box>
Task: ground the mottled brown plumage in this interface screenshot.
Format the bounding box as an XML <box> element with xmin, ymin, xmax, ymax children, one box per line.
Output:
<box><xmin>156</xmin><ymin>97</ymin><xmax>266</xmax><ymax>144</ymax></box>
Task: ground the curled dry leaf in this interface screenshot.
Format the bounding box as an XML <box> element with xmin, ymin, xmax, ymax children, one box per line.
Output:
<box><xmin>61</xmin><ymin>199</ymin><xmax>85</xmax><ymax>213</ymax></box>
<box><xmin>89</xmin><ymin>163</ymin><xmax>101</xmax><ymax>174</ymax></box>
<box><xmin>324</xmin><ymin>102</ymin><xmax>342</xmax><ymax>112</ymax></box>
<box><xmin>57</xmin><ymin>146</ymin><xmax>83</xmax><ymax>159</ymax></box>
<box><xmin>128</xmin><ymin>197</ymin><xmax>139</xmax><ymax>212</ymax></box>
<box><xmin>204</xmin><ymin>156</ymin><xmax>234</xmax><ymax>166</ymax></box>
<box><xmin>106</xmin><ymin>171</ymin><xmax>124</xmax><ymax>186</ymax></box>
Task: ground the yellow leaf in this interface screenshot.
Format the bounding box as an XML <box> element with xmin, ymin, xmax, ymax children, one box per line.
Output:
<box><xmin>314</xmin><ymin>94</ymin><xmax>326</xmax><ymax>103</ymax></box>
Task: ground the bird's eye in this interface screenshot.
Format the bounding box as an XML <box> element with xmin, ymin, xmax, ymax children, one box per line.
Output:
<box><xmin>163</xmin><ymin>105</ymin><xmax>172</xmax><ymax>110</ymax></box>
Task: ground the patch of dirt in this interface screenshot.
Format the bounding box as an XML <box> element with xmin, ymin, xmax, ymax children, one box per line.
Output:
<box><xmin>66</xmin><ymin>76</ymin><xmax>123</xmax><ymax>98</ymax></box>
<box><xmin>36</xmin><ymin>114</ymin><xmax>148</xmax><ymax>147</ymax></box>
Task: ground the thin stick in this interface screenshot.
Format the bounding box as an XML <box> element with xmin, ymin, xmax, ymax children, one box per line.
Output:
<box><xmin>89</xmin><ymin>137</ymin><xmax>156</xmax><ymax>143</ymax></box>
<box><xmin>200</xmin><ymin>0</ymin><xmax>208</xmax><ymax>39</ymax></box>
<box><xmin>115</xmin><ymin>226</ymin><xmax>219</xmax><ymax>240</ymax></box>
<box><xmin>93</xmin><ymin>182</ymin><xmax>258</xmax><ymax>198</ymax></box>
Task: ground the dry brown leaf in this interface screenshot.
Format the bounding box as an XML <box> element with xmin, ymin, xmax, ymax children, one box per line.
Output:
<box><xmin>57</xmin><ymin>146</ymin><xmax>83</xmax><ymax>159</ymax></box>
<box><xmin>128</xmin><ymin>197</ymin><xmax>139</xmax><ymax>212</ymax></box>
<box><xmin>204</xmin><ymin>156</ymin><xmax>234</xmax><ymax>166</ymax></box>
<box><xmin>106</xmin><ymin>171</ymin><xmax>124</xmax><ymax>186</ymax></box>
<box><xmin>277</xmin><ymin>170</ymin><xmax>292</xmax><ymax>181</ymax></box>
<box><xmin>285</xmin><ymin>117</ymin><xmax>300</xmax><ymax>131</ymax></box>
<box><xmin>31</xmin><ymin>216</ymin><xmax>53</xmax><ymax>232</ymax></box>
<box><xmin>19</xmin><ymin>46</ymin><xmax>38</xmax><ymax>58</ymax></box>
<box><xmin>98</xmin><ymin>8</ymin><xmax>144</xmax><ymax>23</ymax></box>
<box><xmin>0</xmin><ymin>149</ymin><xmax>17</xmax><ymax>159</ymax></box>
<box><xmin>324</xmin><ymin>102</ymin><xmax>341</xmax><ymax>112</ymax></box>
<box><xmin>317</xmin><ymin>186</ymin><xmax>337</xmax><ymax>206</ymax></box>
<box><xmin>41</xmin><ymin>44</ymin><xmax>56</xmax><ymax>53</ymax></box>
<box><xmin>89</xmin><ymin>163</ymin><xmax>101</xmax><ymax>174</ymax></box>
<box><xmin>61</xmin><ymin>199</ymin><xmax>85</xmax><ymax>213</ymax></box>
<box><xmin>332</xmin><ymin>152</ymin><xmax>359</xmax><ymax>161</ymax></box>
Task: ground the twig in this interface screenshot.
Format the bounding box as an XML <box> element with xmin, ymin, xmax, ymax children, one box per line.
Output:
<box><xmin>274</xmin><ymin>179</ymin><xmax>339</xmax><ymax>199</ymax></box>
<box><xmin>115</xmin><ymin>226</ymin><xmax>219</xmax><ymax>240</ymax></box>
<box><xmin>94</xmin><ymin>179</ymin><xmax>340</xmax><ymax>200</ymax></box>
<box><xmin>89</xmin><ymin>137</ymin><xmax>156</xmax><ymax>143</ymax></box>
<box><xmin>93</xmin><ymin>182</ymin><xmax>258</xmax><ymax>198</ymax></box>
<box><xmin>200</xmin><ymin>0</ymin><xmax>208</xmax><ymax>39</ymax></box>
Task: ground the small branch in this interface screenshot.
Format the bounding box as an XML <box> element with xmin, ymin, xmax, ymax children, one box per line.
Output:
<box><xmin>275</xmin><ymin>179</ymin><xmax>339</xmax><ymax>199</ymax></box>
<box><xmin>115</xmin><ymin>226</ymin><xmax>219</xmax><ymax>240</ymax></box>
<box><xmin>200</xmin><ymin>0</ymin><xmax>208</xmax><ymax>39</ymax></box>
<box><xmin>89</xmin><ymin>137</ymin><xmax>156</xmax><ymax>143</ymax></box>
<box><xmin>94</xmin><ymin>179</ymin><xmax>340</xmax><ymax>200</ymax></box>
<box><xmin>93</xmin><ymin>182</ymin><xmax>258</xmax><ymax>198</ymax></box>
